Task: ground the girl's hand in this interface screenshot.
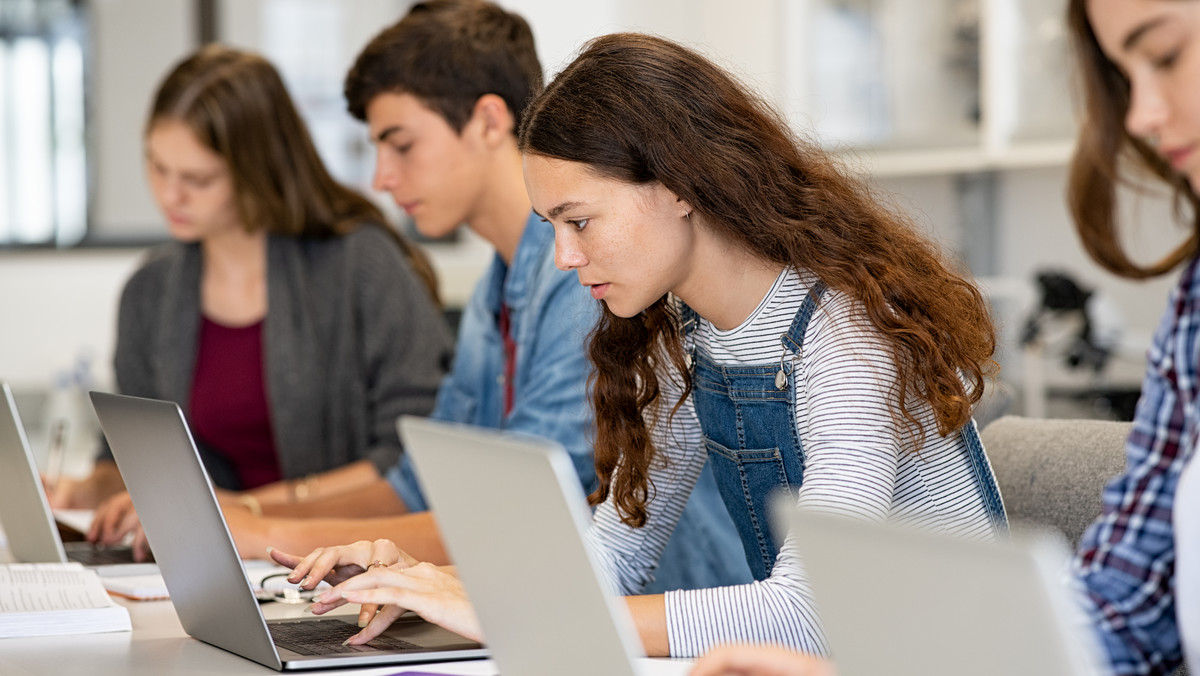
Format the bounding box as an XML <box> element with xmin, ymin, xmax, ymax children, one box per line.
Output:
<box><xmin>314</xmin><ymin>562</ymin><xmax>482</xmax><ymax>644</ymax></box>
<box><xmin>268</xmin><ymin>540</ymin><xmax>419</xmax><ymax>626</ymax></box>
<box><xmin>89</xmin><ymin>492</ymin><xmax>143</xmax><ymax>549</ymax></box>
<box><xmin>270</xmin><ymin>539</ymin><xmax>417</xmax><ymax>587</ymax></box>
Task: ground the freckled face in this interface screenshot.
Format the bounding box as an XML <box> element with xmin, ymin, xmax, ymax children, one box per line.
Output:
<box><xmin>523</xmin><ymin>154</ymin><xmax>697</xmax><ymax>317</ymax></box>
<box><xmin>1088</xmin><ymin>0</ymin><xmax>1200</xmax><ymax>186</ymax></box>
<box><xmin>145</xmin><ymin>120</ymin><xmax>241</xmax><ymax>242</ymax></box>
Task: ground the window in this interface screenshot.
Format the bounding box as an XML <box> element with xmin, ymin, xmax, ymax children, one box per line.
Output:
<box><xmin>0</xmin><ymin>0</ymin><xmax>86</xmax><ymax>246</ymax></box>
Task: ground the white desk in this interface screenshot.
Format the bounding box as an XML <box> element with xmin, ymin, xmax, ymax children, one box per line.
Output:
<box><xmin>0</xmin><ymin>594</ymin><xmax>695</xmax><ymax>675</ymax></box>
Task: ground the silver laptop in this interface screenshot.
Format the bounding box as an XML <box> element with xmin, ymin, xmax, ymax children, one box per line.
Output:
<box><xmin>782</xmin><ymin>505</ymin><xmax>1109</xmax><ymax>676</ymax></box>
<box><xmin>90</xmin><ymin>392</ymin><xmax>487</xmax><ymax>671</ymax></box>
<box><xmin>398</xmin><ymin>416</ymin><xmax>650</xmax><ymax>676</ymax></box>
<box><xmin>0</xmin><ymin>382</ymin><xmax>154</xmax><ymax>575</ymax></box>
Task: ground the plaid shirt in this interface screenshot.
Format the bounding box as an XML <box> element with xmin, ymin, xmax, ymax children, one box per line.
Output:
<box><xmin>1072</xmin><ymin>255</ymin><xmax>1200</xmax><ymax>676</ymax></box>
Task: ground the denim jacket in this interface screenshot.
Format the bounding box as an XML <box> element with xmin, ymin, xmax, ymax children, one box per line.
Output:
<box><xmin>387</xmin><ymin>214</ymin><xmax>751</xmax><ymax>592</ymax></box>
<box><xmin>387</xmin><ymin>214</ymin><xmax>597</xmax><ymax>509</ymax></box>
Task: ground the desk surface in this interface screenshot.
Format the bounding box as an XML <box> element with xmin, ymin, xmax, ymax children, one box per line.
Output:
<box><xmin>0</xmin><ymin>593</ymin><xmax>694</xmax><ymax>675</ymax></box>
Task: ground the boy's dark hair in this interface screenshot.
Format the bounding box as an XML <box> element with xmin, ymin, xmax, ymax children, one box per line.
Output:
<box><xmin>344</xmin><ymin>0</ymin><xmax>542</xmax><ymax>133</ymax></box>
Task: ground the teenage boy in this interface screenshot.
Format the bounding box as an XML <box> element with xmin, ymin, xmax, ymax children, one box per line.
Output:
<box><xmin>227</xmin><ymin>0</ymin><xmax>751</xmax><ymax>594</ymax></box>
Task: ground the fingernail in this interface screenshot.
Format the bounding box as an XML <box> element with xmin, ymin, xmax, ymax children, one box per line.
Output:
<box><xmin>341</xmin><ymin>638</ymin><xmax>352</xmax><ymax>647</ymax></box>
<box><xmin>302</xmin><ymin>604</ymin><xmax>315</xmax><ymax>615</ymax></box>
<box><xmin>265</xmin><ymin>546</ymin><xmax>275</xmax><ymax>556</ymax></box>
<box><xmin>357</xmin><ymin>616</ymin><xmax>368</xmax><ymax>628</ymax></box>
<box><xmin>299</xmin><ymin>575</ymin><xmax>310</xmax><ymax>587</ymax></box>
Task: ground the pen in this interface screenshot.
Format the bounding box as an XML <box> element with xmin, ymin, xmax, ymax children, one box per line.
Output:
<box><xmin>44</xmin><ymin>419</ymin><xmax>68</xmax><ymax>495</ymax></box>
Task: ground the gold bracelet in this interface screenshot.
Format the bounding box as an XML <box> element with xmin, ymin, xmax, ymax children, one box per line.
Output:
<box><xmin>238</xmin><ymin>494</ymin><xmax>263</xmax><ymax>517</ymax></box>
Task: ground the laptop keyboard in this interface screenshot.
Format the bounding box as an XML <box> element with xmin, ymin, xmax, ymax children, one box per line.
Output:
<box><xmin>64</xmin><ymin>544</ymin><xmax>142</xmax><ymax>565</ymax></box>
<box><xmin>270</xmin><ymin>619</ymin><xmax>423</xmax><ymax>656</ymax></box>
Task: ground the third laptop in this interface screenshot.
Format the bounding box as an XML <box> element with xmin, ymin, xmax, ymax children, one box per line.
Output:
<box><xmin>0</xmin><ymin>381</ymin><xmax>153</xmax><ymax>575</ymax></box>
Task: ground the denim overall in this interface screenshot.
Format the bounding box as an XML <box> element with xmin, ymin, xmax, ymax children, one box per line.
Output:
<box><xmin>682</xmin><ymin>281</ymin><xmax>1007</xmax><ymax>581</ymax></box>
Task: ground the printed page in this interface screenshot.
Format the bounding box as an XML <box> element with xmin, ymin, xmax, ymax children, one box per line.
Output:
<box><xmin>0</xmin><ymin>562</ymin><xmax>131</xmax><ymax>638</ymax></box>
<box><xmin>0</xmin><ymin>562</ymin><xmax>112</xmax><ymax>612</ymax></box>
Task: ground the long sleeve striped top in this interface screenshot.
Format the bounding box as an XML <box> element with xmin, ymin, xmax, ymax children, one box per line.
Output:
<box><xmin>585</xmin><ymin>268</ymin><xmax>1001</xmax><ymax>657</ymax></box>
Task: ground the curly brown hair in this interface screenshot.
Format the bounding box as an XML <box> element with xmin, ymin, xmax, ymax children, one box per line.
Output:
<box><xmin>518</xmin><ymin>33</ymin><xmax>997</xmax><ymax>528</ymax></box>
<box><xmin>1066</xmin><ymin>0</ymin><xmax>1199</xmax><ymax>278</ymax></box>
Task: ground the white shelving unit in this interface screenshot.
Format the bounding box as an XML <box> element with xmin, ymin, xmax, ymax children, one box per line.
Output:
<box><xmin>779</xmin><ymin>0</ymin><xmax>1076</xmax><ymax>177</ymax></box>
<box><xmin>774</xmin><ymin>0</ymin><xmax>1095</xmax><ymax>418</ymax></box>
<box><xmin>836</xmin><ymin>140</ymin><xmax>1075</xmax><ymax>177</ymax></box>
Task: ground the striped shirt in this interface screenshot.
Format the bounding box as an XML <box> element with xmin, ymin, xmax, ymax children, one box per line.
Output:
<box><xmin>1071</xmin><ymin>256</ymin><xmax>1200</xmax><ymax>676</ymax></box>
<box><xmin>586</xmin><ymin>267</ymin><xmax>999</xmax><ymax>657</ymax></box>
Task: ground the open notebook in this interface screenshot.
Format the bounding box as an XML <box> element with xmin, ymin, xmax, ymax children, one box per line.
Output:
<box><xmin>0</xmin><ymin>562</ymin><xmax>130</xmax><ymax>638</ymax></box>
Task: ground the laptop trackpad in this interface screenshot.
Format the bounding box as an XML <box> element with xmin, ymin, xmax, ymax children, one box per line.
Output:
<box><xmin>270</xmin><ymin>616</ymin><xmax>478</xmax><ymax>657</ymax></box>
<box><xmin>385</xmin><ymin>615</ymin><xmax>480</xmax><ymax>648</ymax></box>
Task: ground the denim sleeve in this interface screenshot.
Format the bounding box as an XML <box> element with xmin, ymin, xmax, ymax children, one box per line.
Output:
<box><xmin>502</xmin><ymin>270</ymin><xmax>597</xmax><ymax>492</ymax></box>
<box><xmin>1071</xmin><ymin>272</ymin><xmax>1195</xmax><ymax>676</ymax></box>
<box><xmin>385</xmin><ymin>267</ymin><xmax>494</xmax><ymax>512</ymax></box>
<box><xmin>385</xmin><ymin>453</ymin><xmax>428</xmax><ymax>513</ymax></box>
<box><xmin>385</xmin><ymin>262</ymin><xmax>597</xmax><ymax>509</ymax></box>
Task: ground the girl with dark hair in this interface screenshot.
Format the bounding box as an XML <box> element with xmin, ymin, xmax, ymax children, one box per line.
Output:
<box><xmin>49</xmin><ymin>45</ymin><xmax>453</xmax><ymax>559</ymax></box>
<box><xmin>288</xmin><ymin>32</ymin><xmax>1008</xmax><ymax>660</ymax></box>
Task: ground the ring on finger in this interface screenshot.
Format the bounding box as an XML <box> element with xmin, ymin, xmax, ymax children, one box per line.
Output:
<box><xmin>367</xmin><ymin>560</ymin><xmax>387</xmax><ymax>571</ymax></box>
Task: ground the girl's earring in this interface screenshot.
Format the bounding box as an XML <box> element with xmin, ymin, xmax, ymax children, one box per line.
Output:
<box><xmin>684</xmin><ymin>211</ymin><xmax>692</xmax><ymax>220</ymax></box>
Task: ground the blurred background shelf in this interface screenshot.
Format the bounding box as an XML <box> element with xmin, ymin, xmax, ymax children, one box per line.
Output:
<box><xmin>836</xmin><ymin>140</ymin><xmax>1076</xmax><ymax>177</ymax></box>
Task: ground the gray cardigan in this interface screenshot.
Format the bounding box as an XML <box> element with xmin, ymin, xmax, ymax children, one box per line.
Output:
<box><xmin>99</xmin><ymin>224</ymin><xmax>453</xmax><ymax>489</ymax></box>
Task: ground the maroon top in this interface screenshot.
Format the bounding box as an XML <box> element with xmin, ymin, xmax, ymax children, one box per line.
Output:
<box><xmin>190</xmin><ymin>316</ymin><xmax>282</xmax><ymax>489</ymax></box>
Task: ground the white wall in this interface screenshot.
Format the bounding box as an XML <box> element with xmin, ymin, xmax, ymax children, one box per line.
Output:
<box><xmin>90</xmin><ymin>0</ymin><xmax>192</xmax><ymax>239</ymax></box>
<box><xmin>0</xmin><ymin>248</ymin><xmax>143</xmax><ymax>392</ymax></box>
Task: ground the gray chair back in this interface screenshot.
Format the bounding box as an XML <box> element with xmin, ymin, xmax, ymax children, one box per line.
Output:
<box><xmin>980</xmin><ymin>415</ymin><xmax>1130</xmax><ymax>548</ymax></box>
